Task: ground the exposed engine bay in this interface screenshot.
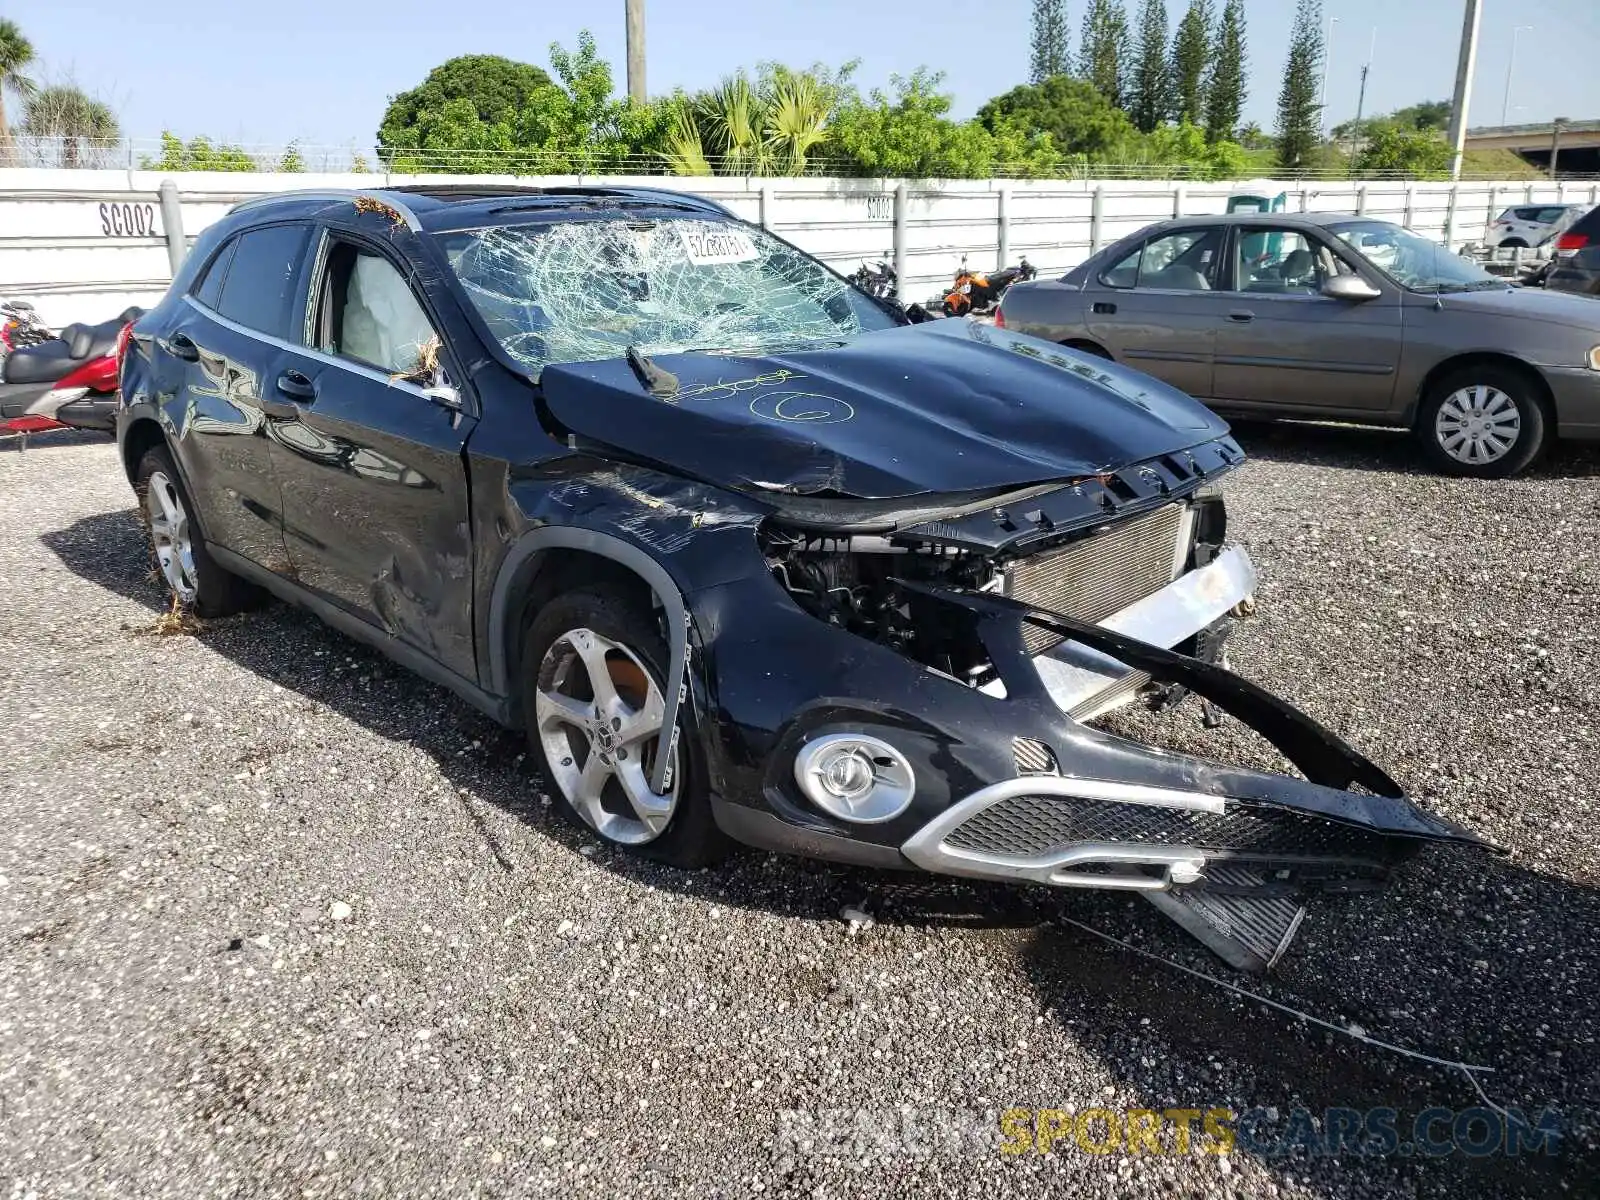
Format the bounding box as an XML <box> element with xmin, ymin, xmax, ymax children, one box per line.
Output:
<box><xmin>761</xmin><ymin>529</ymin><xmax>1001</xmax><ymax>685</ymax></box>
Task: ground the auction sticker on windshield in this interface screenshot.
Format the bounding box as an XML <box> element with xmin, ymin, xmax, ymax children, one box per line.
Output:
<box><xmin>679</xmin><ymin>224</ymin><xmax>759</xmax><ymax>266</ymax></box>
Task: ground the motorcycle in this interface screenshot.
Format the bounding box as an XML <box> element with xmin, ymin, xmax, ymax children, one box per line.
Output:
<box><xmin>942</xmin><ymin>254</ymin><xmax>1037</xmax><ymax>317</ymax></box>
<box><xmin>849</xmin><ymin>254</ymin><xmax>898</xmax><ymax>301</ymax></box>
<box><xmin>1</xmin><ymin>299</ymin><xmax>56</xmax><ymax>360</ymax></box>
<box><xmin>1</xmin><ymin>306</ymin><xmax>143</xmax><ymax>444</ymax></box>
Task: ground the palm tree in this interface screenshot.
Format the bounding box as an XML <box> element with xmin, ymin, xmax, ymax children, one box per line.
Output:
<box><xmin>21</xmin><ymin>84</ymin><xmax>120</xmax><ymax>168</ymax></box>
<box><xmin>763</xmin><ymin>69</ymin><xmax>829</xmax><ymax>174</ymax></box>
<box><xmin>699</xmin><ymin>76</ymin><xmax>770</xmax><ymax>176</ymax></box>
<box><xmin>0</xmin><ymin>19</ymin><xmax>38</xmax><ymax>167</ymax></box>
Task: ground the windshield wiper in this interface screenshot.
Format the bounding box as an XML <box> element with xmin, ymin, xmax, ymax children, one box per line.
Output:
<box><xmin>625</xmin><ymin>345</ymin><xmax>679</xmax><ymax>399</ymax></box>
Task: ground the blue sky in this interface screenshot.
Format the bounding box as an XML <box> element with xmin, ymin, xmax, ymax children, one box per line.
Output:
<box><xmin>10</xmin><ymin>0</ymin><xmax>1600</xmax><ymax>152</ymax></box>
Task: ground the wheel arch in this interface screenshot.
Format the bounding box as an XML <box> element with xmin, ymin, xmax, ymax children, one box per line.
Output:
<box><xmin>120</xmin><ymin>416</ymin><xmax>167</xmax><ymax>484</ymax></box>
<box><xmin>488</xmin><ymin>529</ymin><xmax>691</xmax><ymax>795</ymax></box>
<box><xmin>1059</xmin><ymin>337</ymin><xmax>1113</xmax><ymax>359</ymax></box>
<box><xmin>1411</xmin><ymin>352</ymin><xmax>1555</xmax><ymax>429</ymax></box>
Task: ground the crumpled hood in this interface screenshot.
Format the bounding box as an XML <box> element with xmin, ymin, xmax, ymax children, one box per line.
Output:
<box><xmin>538</xmin><ymin>320</ymin><xmax>1228</xmax><ymax>499</ymax></box>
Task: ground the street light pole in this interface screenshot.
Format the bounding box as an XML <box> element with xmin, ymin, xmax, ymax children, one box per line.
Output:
<box><xmin>1445</xmin><ymin>0</ymin><xmax>1483</xmax><ymax>180</ymax></box>
<box><xmin>1319</xmin><ymin>15</ymin><xmax>1341</xmax><ymax>139</ymax></box>
<box><xmin>1501</xmin><ymin>25</ymin><xmax>1532</xmax><ymax>125</ymax></box>
<box><xmin>626</xmin><ymin>0</ymin><xmax>646</xmax><ymax>103</ymax></box>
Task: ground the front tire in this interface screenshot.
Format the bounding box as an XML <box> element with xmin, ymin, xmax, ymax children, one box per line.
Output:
<box><xmin>521</xmin><ymin>587</ymin><xmax>729</xmax><ymax>868</ymax></box>
<box><xmin>134</xmin><ymin>445</ymin><xmax>264</xmax><ymax>616</ymax></box>
<box><xmin>1416</xmin><ymin>367</ymin><xmax>1549</xmax><ymax>478</ymax></box>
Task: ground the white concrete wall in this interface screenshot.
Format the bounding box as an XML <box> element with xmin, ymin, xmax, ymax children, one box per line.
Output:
<box><xmin>3</xmin><ymin>168</ymin><xmax>1596</xmax><ymax>329</ymax></box>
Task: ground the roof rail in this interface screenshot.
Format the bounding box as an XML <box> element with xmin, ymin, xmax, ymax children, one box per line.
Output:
<box><xmin>226</xmin><ymin>189</ymin><xmax>422</xmax><ymax>232</ymax></box>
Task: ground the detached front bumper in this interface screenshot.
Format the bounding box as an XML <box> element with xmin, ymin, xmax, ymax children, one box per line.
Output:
<box><xmin>706</xmin><ymin>540</ymin><xmax>1493</xmax><ymax>970</ymax></box>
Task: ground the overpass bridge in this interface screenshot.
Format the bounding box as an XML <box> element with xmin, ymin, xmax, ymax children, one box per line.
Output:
<box><xmin>1464</xmin><ymin>120</ymin><xmax>1600</xmax><ymax>175</ymax></box>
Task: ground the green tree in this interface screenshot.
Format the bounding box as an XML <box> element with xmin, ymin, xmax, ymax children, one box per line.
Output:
<box><xmin>0</xmin><ymin>19</ymin><xmax>38</xmax><ymax>167</ymax></box>
<box><xmin>377</xmin><ymin>54</ymin><xmax>552</xmax><ymax>162</ymax></box>
<box><xmin>1354</xmin><ymin>125</ymin><xmax>1450</xmax><ymax>177</ymax></box>
<box><xmin>977</xmin><ymin>74</ymin><xmax>1136</xmax><ymax>159</ymax></box>
<box><xmin>827</xmin><ymin>69</ymin><xmax>1060</xmax><ymax>178</ymax></box>
<box><xmin>1079</xmin><ymin>0</ymin><xmax>1130</xmax><ymax>108</ymax></box>
<box><xmin>1030</xmin><ymin>0</ymin><xmax>1070</xmax><ymax>84</ymax></box>
<box><xmin>278</xmin><ymin>141</ymin><xmax>305</xmax><ymax>172</ymax></box>
<box><xmin>1274</xmin><ymin>0</ymin><xmax>1323</xmax><ymax>171</ymax></box>
<box><xmin>139</xmin><ymin>131</ymin><xmax>257</xmax><ymax>171</ymax></box>
<box><xmin>1169</xmin><ymin>0</ymin><xmax>1212</xmax><ymax>127</ymax></box>
<box><xmin>1203</xmin><ymin>0</ymin><xmax>1246</xmax><ymax>142</ymax></box>
<box><xmin>1129</xmin><ymin>0</ymin><xmax>1171</xmax><ymax>132</ymax></box>
<box><xmin>20</xmin><ymin>84</ymin><xmax>119</xmax><ymax>168</ymax></box>
<box><xmin>350</xmin><ymin>149</ymin><xmax>371</xmax><ymax>173</ymax></box>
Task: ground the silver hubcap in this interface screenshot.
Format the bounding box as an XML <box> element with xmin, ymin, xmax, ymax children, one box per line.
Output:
<box><xmin>1436</xmin><ymin>386</ymin><xmax>1522</xmax><ymax>466</ymax></box>
<box><xmin>536</xmin><ymin>627</ymin><xmax>677</xmax><ymax>845</ymax></box>
<box><xmin>145</xmin><ymin>470</ymin><xmax>198</xmax><ymax>603</ymax></box>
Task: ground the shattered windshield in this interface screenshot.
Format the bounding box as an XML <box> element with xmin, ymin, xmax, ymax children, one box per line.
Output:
<box><xmin>1328</xmin><ymin>220</ymin><xmax>1505</xmax><ymax>293</ymax></box>
<box><xmin>438</xmin><ymin>216</ymin><xmax>899</xmax><ymax>377</ymax></box>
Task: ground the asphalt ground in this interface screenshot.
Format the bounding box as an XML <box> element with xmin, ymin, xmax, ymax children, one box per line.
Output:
<box><xmin>1</xmin><ymin>424</ymin><xmax>1596</xmax><ymax>1198</ymax></box>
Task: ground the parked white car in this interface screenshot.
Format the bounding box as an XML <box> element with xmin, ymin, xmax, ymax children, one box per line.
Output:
<box><xmin>1486</xmin><ymin>203</ymin><xmax>1588</xmax><ymax>248</ymax></box>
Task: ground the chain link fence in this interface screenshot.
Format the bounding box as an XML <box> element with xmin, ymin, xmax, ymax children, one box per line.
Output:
<box><xmin>6</xmin><ymin>135</ymin><xmax>1596</xmax><ymax>182</ymax></box>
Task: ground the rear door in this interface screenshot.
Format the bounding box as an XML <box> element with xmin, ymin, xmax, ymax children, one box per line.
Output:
<box><xmin>266</xmin><ymin>228</ymin><xmax>480</xmax><ymax>681</ymax></box>
<box><xmin>1082</xmin><ymin>225</ymin><xmax>1229</xmax><ymax>397</ymax></box>
<box><xmin>1210</xmin><ymin>223</ymin><xmax>1402</xmax><ymax>413</ymax></box>
<box><xmin>159</xmin><ymin>222</ymin><xmax>309</xmax><ymax>572</ymax></box>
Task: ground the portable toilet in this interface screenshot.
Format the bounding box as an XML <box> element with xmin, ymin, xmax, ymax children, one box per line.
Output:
<box><xmin>1226</xmin><ymin>181</ymin><xmax>1289</xmax><ymax>214</ymax></box>
<box><xmin>1228</xmin><ymin>181</ymin><xmax>1290</xmax><ymax>270</ymax></box>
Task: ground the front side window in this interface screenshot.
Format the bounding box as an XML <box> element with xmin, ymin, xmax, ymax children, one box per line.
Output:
<box><xmin>437</xmin><ymin>216</ymin><xmax>900</xmax><ymax>378</ymax></box>
<box><xmin>316</xmin><ymin>242</ymin><xmax>441</xmax><ymax>381</ymax></box>
<box><xmin>1233</xmin><ymin>228</ymin><xmax>1345</xmax><ymax>295</ymax></box>
<box><xmin>1100</xmin><ymin>228</ymin><xmax>1223</xmax><ymax>291</ymax></box>
<box><xmin>1329</xmin><ymin>220</ymin><xmax>1502</xmax><ymax>293</ymax></box>
<box><xmin>215</xmin><ymin>224</ymin><xmax>311</xmax><ymax>340</ymax></box>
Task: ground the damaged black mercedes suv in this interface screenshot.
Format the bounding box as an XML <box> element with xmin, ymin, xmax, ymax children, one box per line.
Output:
<box><xmin>117</xmin><ymin>185</ymin><xmax>1489</xmax><ymax>970</ymax></box>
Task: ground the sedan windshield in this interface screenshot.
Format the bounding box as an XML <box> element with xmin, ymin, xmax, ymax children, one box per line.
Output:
<box><xmin>438</xmin><ymin>216</ymin><xmax>899</xmax><ymax>376</ymax></box>
<box><xmin>1328</xmin><ymin>220</ymin><xmax>1505</xmax><ymax>293</ymax></box>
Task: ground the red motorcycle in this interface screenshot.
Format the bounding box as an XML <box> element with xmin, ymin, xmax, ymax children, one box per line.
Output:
<box><xmin>0</xmin><ymin>307</ymin><xmax>143</xmax><ymax>444</ymax></box>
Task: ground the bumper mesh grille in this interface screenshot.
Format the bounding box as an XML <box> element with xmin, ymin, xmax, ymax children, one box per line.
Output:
<box><xmin>945</xmin><ymin>794</ymin><xmax>1392</xmax><ymax>860</ymax></box>
<box><xmin>1006</xmin><ymin>503</ymin><xmax>1187</xmax><ymax>654</ymax></box>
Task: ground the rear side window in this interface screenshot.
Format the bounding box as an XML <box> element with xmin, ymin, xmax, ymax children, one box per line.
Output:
<box><xmin>1511</xmin><ymin>207</ymin><xmax>1542</xmax><ymax>221</ymax></box>
<box><xmin>192</xmin><ymin>238</ymin><xmax>237</xmax><ymax>309</ymax></box>
<box><xmin>215</xmin><ymin>224</ymin><xmax>311</xmax><ymax>340</ymax></box>
<box><xmin>1101</xmin><ymin>228</ymin><xmax>1223</xmax><ymax>290</ymax></box>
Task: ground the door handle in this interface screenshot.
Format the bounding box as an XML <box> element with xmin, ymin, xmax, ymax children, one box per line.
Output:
<box><xmin>276</xmin><ymin>369</ymin><xmax>318</xmax><ymax>402</ymax></box>
<box><xmin>1227</xmin><ymin>310</ymin><xmax>1255</xmax><ymax>323</ymax></box>
<box><xmin>165</xmin><ymin>332</ymin><xmax>199</xmax><ymax>362</ymax></box>
<box><xmin>1092</xmin><ymin>301</ymin><xmax>1118</xmax><ymax>314</ymax></box>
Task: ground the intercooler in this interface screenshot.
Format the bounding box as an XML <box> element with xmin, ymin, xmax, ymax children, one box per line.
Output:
<box><xmin>1004</xmin><ymin>502</ymin><xmax>1191</xmax><ymax>656</ymax></box>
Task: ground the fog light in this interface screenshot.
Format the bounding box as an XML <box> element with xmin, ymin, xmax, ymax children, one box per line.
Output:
<box><xmin>794</xmin><ymin>734</ymin><xmax>915</xmax><ymax>823</ymax></box>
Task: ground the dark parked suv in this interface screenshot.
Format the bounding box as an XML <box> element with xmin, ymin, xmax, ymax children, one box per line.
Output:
<box><xmin>116</xmin><ymin>186</ymin><xmax>1485</xmax><ymax>970</ymax></box>
<box><xmin>1547</xmin><ymin>204</ymin><xmax>1600</xmax><ymax>296</ymax></box>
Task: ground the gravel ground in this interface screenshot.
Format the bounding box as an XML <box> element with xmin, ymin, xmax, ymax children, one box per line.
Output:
<box><xmin>1</xmin><ymin>425</ymin><xmax>1597</xmax><ymax>1199</ymax></box>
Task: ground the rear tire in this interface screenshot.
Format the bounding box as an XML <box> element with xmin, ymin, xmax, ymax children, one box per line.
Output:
<box><xmin>1061</xmin><ymin>339</ymin><xmax>1112</xmax><ymax>360</ymax></box>
<box><xmin>521</xmin><ymin>586</ymin><xmax>730</xmax><ymax>868</ymax></box>
<box><xmin>134</xmin><ymin>445</ymin><xmax>264</xmax><ymax>616</ymax></box>
<box><xmin>1415</xmin><ymin>366</ymin><xmax>1549</xmax><ymax>478</ymax></box>
<box><xmin>1500</xmin><ymin>237</ymin><xmax>1528</xmax><ymax>249</ymax></box>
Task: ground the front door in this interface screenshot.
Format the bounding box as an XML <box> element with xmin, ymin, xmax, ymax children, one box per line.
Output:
<box><xmin>1210</xmin><ymin>224</ymin><xmax>1403</xmax><ymax>413</ymax></box>
<box><xmin>1082</xmin><ymin>225</ymin><xmax>1230</xmax><ymax>398</ymax></box>
<box><xmin>265</xmin><ymin>229</ymin><xmax>480</xmax><ymax>682</ymax></box>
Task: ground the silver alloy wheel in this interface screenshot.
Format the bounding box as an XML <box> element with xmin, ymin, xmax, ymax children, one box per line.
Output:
<box><xmin>1435</xmin><ymin>385</ymin><xmax>1522</xmax><ymax>466</ymax></box>
<box><xmin>535</xmin><ymin>627</ymin><xmax>678</xmax><ymax>845</ymax></box>
<box><xmin>145</xmin><ymin>470</ymin><xmax>199</xmax><ymax>603</ymax></box>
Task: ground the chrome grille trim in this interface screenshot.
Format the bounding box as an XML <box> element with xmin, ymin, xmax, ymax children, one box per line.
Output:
<box><xmin>1006</xmin><ymin>503</ymin><xmax>1189</xmax><ymax>654</ymax></box>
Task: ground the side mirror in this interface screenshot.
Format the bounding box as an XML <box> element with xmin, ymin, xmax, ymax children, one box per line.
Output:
<box><xmin>420</xmin><ymin>383</ymin><xmax>462</xmax><ymax>409</ymax></box>
<box><xmin>1322</xmin><ymin>274</ymin><xmax>1382</xmax><ymax>302</ymax></box>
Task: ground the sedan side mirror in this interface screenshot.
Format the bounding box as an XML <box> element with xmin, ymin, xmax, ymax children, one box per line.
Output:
<box><xmin>1322</xmin><ymin>274</ymin><xmax>1382</xmax><ymax>302</ymax></box>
